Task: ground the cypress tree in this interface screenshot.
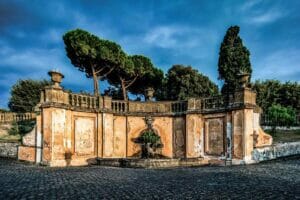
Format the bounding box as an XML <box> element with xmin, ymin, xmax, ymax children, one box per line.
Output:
<box><xmin>218</xmin><ymin>26</ymin><xmax>252</xmax><ymax>94</ymax></box>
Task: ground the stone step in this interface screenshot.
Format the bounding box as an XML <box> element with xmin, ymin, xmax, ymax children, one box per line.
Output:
<box><xmin>96</xmin><ymin>157</ymin><xmax>210</xmax><ymax>168</ymax></box>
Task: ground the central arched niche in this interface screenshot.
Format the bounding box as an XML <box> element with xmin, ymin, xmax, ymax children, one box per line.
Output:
<box><xmin>127</xmin><ymin>116</ymin><xmax>173</xmax><ymax>158</ymax></box>
<box><xmin>133</xmin><ymin>116</ymin><xmax>164</xmax><ymax>158</ymax></box>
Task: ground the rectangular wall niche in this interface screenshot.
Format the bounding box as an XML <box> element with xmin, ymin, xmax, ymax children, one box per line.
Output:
<box><xmin>74</xmin><ymin>117</ymin><xmax>95</xmax><ymax>156</ymax></box>
<box><xmin>204</xmin><ymin>118</ymin><xmax>224</xmax><ymax>156</ymax></box>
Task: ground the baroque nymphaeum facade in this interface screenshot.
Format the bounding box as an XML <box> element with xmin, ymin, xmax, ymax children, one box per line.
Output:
<box><xmin>18</xmin><ymin>71</ymin><xmax>272</xmax><ymax>167</ymax></box>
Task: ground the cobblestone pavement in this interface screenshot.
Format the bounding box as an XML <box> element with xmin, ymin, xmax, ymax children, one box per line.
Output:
<box><xmin>0</xmin><ymin>157</ymin><xmax>299</xmax><ymax>200</ymax></box>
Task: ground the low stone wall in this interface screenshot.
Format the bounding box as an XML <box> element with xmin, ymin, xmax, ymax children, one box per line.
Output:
<box><xmin>252</xmin><ymin>142</ymin><xmax>300</xmax><ymax>162</ymax></box>
<box><xmin>261</xmin><ymin>126</ymin><xmax>300</xmax><ymax>130</ymax></box>
<box><xmin>0</xmin><ymin>141</ymin><xmax>20</xmax><ymax>158</ymax></box>
<box><xmin>97</xmin><ymin>158</ymin><xmax>209</xmax><ymax>168</ymax></box>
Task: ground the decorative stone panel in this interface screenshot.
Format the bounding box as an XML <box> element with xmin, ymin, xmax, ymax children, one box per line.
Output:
<box><xmin>173</xmin><ymin>117</ymin><xmax>185</xmax><ymax>158</ymax></box>
<box><xmin>74</xmin><ymin>117</ymin><xmax>95</xmax><ymax>156</ymax></box>
<box><xmin>204</xmin><ymin>118</ymin><xmax>224</xmax><ymax>156</ymax></box>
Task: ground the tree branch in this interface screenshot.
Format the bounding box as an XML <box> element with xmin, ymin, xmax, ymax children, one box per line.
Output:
<box><xmin>125</xmin><ymin>75</ymin><xmax>139</xmax><ymax>89</ymax></box>
<box><xmin>95</xmin><ymin>67</ymin><xmax>105</xmax><ymax>74</ymax></box>
<box><xmin>101</xmin><ymin>66</ymin><xmax>115</xmax><ymax>78</ymax></box>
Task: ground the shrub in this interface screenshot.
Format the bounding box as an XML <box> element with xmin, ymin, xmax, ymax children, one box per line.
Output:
<box><xmin>267</xmin><ymin>104</ymin><xmax>296</xmax><ymax>134</ymax></box>
<box><xmin>139</xmin><ymin>130</ymin><xmax>160</xmax><ymax>145</ymax></box>
<box><xmin>8</xmin><ymin>120</ymin><xmax>36</xmax><ymax>136</ymax></box>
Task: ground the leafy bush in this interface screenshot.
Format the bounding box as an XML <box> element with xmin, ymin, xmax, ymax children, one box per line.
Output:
<box><xmin>8</xmin><ymin>122</ymin><xmax>19</xmax><ymax>135</ymax></box>
<box><xmin>8</xmin><ymin>79</ymin><xmax>50</xmax><ymax>112</ymax></box>
<box><xmin>139</xmin><ymin>130</ymin><xmax>160</xmax><ymax>145</ymax></box>
<box><xmin>253</xmin><ymin>80</ymin><xmax>300</xmax><ymax>113</ymax></box>
<box><xmin>8</xmin><ymin>120</ymin><xmax>36</xmax><ymax>136</ymax></box>
<box><xmin>267</xmin><ymin>104</ymin><xmax>296</xmax><ymax>134</ymax></box>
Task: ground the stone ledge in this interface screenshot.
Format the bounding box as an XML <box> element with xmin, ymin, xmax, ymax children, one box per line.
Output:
<box><xmin>96</xmin><ymin>158</ymin><xmax>209</xmax><ymax>168</ymax></box>
<box><xmin>252</xmin><ymin>142</ymin><xmax>300</xmax><ymax>162</ymax></box>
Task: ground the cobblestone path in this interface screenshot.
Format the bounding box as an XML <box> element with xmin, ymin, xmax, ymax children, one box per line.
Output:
<box><xmin>0</xmin><ymin>157</ymin><xmax>299</xmax><ymax>199</ymax></box>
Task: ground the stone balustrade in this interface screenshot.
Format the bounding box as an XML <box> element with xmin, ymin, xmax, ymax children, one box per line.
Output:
<box><xmin>38</xmin><ymin>70</ymin><xmax>258</xmax><ymax>115</ymax></box>
<box><xmin>111</xmin><ymin>100</ymin><xmax>128</xmax><ymax>113</ymax></box>
<box><xmin>201</xmin><ymin>96</ymin><xmax>226</xmax><ymax>110</ymax></box>
<box><xmin>69</xmin><ymin>93</ymin><xmax>99</xmax><ymax>109</ymax></box>
<box><xmin>40</xmin><ymin>88</ymin><xmax>256</xmax><ymax>115</ymax></box>
<box><xmin>0</xmin><ymin>112</ymin><xmax>36</xmax><ymax>123</ymax></box>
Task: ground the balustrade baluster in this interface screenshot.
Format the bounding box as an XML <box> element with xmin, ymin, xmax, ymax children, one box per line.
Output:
<box><xmin>71</xmin><ymin>95</ymin><xmax>73</xmax><ymax>106</ymax></box>
<box><xmin>75</xmin><ymin>95</ymin><xmax>79</xmax><ymax>107</ymax></box>
<box><xmin>125</xmin><ymin>102</ymin><xmax>127</xmax><ymax>112</ymax></box>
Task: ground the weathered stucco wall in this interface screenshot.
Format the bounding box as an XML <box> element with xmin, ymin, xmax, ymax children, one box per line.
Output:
<box><xmin>112</xmin><ymin>116</ymin><xmax>127</xmax><ymax>158</ymax></box>
<box><xmin>243</xmin><ymin>109</ymin><xmax>254</xmax><ymax>162</ymax></box>
<box><xmin>18</xmin><ymin>146</ymin><xmax>35</xmax><ymax>162</ymax></box>
<box><xmin>102</xmin><ymin>115</ymin><xmax>127</xmax><ymax>158</ymax></box>
<box><xmin>233</xmin><ymin>110</ymin><xmax>243</xmax><ymax>159</ymax></box>
<box><xmin>42</xmin><ymin>108</ymin><xmax>52</xmax><ymax>164</ymax></box>
<box><xmin>186</xmin><ymin>114</ymin><xmax>203</xmax><ymax>158</ymax></box>
<box><xmin>51</xmin><ymin>108</ymin><xmax>66</xmax><ymax>164</ymax></box>
<box><xmin>153</xmin><ymin>117</ymin><xmax>173</xmax><ymax>158</ymax></box>
<box><xmin>18</xmin><ymin>106</ymin><xmax>275</xmax><ymax>167</ymax></box>
<box><xmin>127</xmin><ymin>116</ymin><xmax>147</xmax><ymax>157</ymax></box>
<box><xmin>103</xmin><ymin>113</ymin><xmax>114</xmax><ymax>158</ymax></box>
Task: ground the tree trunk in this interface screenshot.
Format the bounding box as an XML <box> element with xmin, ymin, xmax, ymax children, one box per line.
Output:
<box><xmin>91</xmin><ymin>66</ymin><xmax>99</xmax><ymax>96</ymax></box>
<box><xmin>121</xmin><ymin>79</ymin><xmax>127</xmax><ymax>100</ymax></box>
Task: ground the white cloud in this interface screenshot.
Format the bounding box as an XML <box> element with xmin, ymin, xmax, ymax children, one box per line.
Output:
<box><xmin>240</xmin><ymin>0</ymin><xmax>288</xmax><ymax>25</ymax></box>
<box><xmin>240</xmin><ymin>0</ymin><xmax>263</xmax><ymax>11</ymax></box>
<box><xmin>249</xmin><ymin>9</ymin><xmax>286</xmax><ymax>24</ymax></box>
<box><xmin>253</xmin><ymin>49</ymin><xmax>300</xmax><ymax>82</ymax></box>
<box><xmin>0</xmin><ymin>46</ymin><xmax>91</xmax><ymax>85</ymax></box>
<box><xmin>143</xmin><ymin>25</ymin><xmax>218</xmax><ymax>50</ymax></box>
<box><xmin>144</xmin><ymin>26</ymin><xmax>178</xmax><ymax>48</ymax></box>
<box><xmin>1</xmin><ymin>48</ymin><xmax>58</xmax><ymax>70</ymax></box>
<box><xmin>40</xmin><ymin>29</ymin><xmax>62</xmax><ymax>43</ymax></box>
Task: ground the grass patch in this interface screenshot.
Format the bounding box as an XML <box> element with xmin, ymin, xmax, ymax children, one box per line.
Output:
<box><xmin>0</xmin><ymin>134</ymin><xmax>21</xmax><ymax>142</ymax></box>
<box><xmin>265</xmin><ymin>129</ymin><xmax>300</xmax><ymax>143</ymax></box>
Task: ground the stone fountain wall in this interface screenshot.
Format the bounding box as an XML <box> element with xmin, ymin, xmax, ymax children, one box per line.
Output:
<box><xmin>17</xmin><ymin>72</ymin><xmax>273</xmax><ymax>167</ymax></box>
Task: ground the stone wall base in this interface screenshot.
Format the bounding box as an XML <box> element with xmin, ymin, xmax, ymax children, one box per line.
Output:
<box><xmin>252</xmin><ymin>142</ymin><xmax>300</xmax><ymax>162</ymax></box>
<box><xmin>18</xmin><ymin>146</ymin><xmax>36</xmax><ymax>162</ymax></box>
<box><xmin>97</xmin><ymin>158</ymin><xmax>210</xmax><ymax>168</ymax></box>
<box><xmin>0</xmin><ymin>141</ymin><xmax>19</xmax><ymax>158</ymax></box>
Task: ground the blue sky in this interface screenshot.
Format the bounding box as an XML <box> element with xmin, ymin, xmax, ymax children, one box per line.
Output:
<box><xmin>0</xmin><ymin>0</ymin><xmax>300</xmax><ymax>108</ymax></box>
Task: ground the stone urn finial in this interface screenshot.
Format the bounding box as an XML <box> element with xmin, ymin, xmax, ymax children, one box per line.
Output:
<box><xmin>48</xmin><ymin>70</ymin><xmax>64</xmax><ymax>88</ymax></box>
<box><xmin>238</xmin><ymin>71</ymin><xmax>250</xmax><ymax>88</ymax></box>
<box><xmin>145</xmin><ymin>87</ymin><xmax>155</xmax><ymax>101</ymax></box>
